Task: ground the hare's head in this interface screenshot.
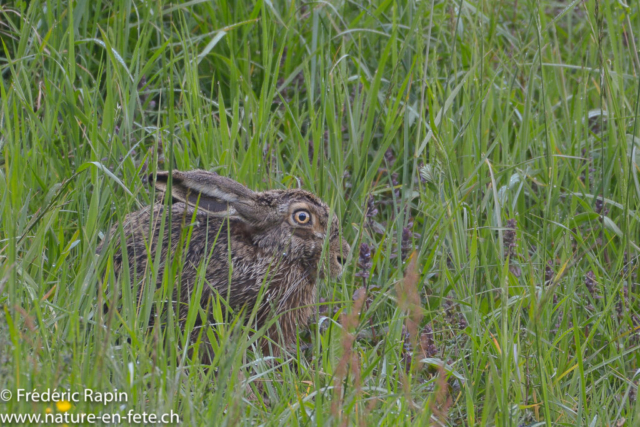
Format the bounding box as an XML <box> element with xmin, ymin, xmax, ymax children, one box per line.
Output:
<box><xmin>154</xmin><ymin>170</ymin><xmax>350</xmax><ymax>278</ymax></box>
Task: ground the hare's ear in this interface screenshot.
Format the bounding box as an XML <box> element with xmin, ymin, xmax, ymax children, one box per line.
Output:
<box><xmin>153</xmin><ymin>170</ymin><xmax>265</xmax><ymax>221</ymax></box>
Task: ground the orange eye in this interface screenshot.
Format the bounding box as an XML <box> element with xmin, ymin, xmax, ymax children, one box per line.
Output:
<box><xmin>293</xmin><ymin>210</ymin><xmax>311</xmax><ymax>225</ymax></box>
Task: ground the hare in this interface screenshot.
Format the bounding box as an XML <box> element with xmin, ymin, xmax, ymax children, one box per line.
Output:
<box><xmin>100</xmin><ymin>170</ymin><xmax>350</xmax><ymax>359</ymax></box>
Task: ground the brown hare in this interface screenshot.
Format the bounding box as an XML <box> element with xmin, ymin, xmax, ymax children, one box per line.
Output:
<box><xmin>101</xmin><ymin>170</ymin><xmax>350</xmax><ymax>359</ymax></box>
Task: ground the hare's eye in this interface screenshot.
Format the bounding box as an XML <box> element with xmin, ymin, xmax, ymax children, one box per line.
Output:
<box><xmin>293</xmin><ymin>210</ymin><xmax>311</xmax><ymax>225</ymax></box>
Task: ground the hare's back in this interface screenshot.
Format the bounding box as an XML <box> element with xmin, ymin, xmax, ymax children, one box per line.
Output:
<box><xmin>110</xmin><ymin>203</ymin><xmax>228</xmax><ymax>278</ymax></box>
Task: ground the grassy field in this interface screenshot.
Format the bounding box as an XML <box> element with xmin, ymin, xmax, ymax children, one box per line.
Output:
<box><xmin>2</xmin><ymin>0</ymin><xmax>640</xmax><ymax>425</ymax></box>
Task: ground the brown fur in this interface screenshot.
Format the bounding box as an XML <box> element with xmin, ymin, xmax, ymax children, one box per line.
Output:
<box><xmin>99</xmin><ymin>170</ymin><xmax>350</xmax><ymax>360</ymax></box>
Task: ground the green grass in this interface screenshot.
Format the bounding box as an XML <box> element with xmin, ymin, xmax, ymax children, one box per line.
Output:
<box><xmin>2</xmin><ymin>0</ymin><xmax>640</xmax><ymax>425</ymax></box>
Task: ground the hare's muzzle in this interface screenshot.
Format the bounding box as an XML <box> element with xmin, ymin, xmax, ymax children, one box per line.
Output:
<box><xmin>329</xmin><ymin>239</ymin><xmax>350</xmax><ymax>279</ymax></box>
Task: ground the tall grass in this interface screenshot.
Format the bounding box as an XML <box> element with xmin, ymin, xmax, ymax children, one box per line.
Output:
<box><xmin>1</xmin><ymin>0</ymin><xmax>640</xmax><ymax>425</ymax></box>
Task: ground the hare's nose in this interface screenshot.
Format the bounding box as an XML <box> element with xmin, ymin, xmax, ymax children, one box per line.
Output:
<box><xmin>336</xmin><ymin>255</ymin><xmax>347</xmax><ymax>266</ymax></box>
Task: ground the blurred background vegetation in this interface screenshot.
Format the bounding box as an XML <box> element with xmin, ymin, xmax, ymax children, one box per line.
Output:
<box><xmin>1</xmin><ymin>0</ymin><xmax>640</xmax><ymax>425</ymax></box>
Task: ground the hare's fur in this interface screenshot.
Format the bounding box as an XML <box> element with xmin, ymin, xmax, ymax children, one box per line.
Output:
<box><xmin>101</xmin><ymin>170</ymin><xmax>350</xmax><ymax>358</ymax></box>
